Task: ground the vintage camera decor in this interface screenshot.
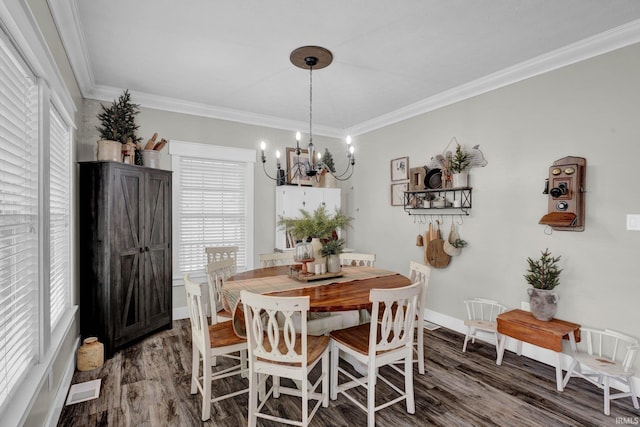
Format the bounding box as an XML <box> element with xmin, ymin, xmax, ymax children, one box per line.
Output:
<box><xmin>539</xmin><ymin>156</ymin><xmax>586</xmax><ymax>231</ymax></box>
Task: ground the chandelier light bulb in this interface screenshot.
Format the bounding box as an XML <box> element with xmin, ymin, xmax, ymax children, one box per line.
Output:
<box><xmin>260</xmin><ymin>141</ymin><xmax>266</xmax><ymax>151</ymax></box>
<box><xmin>276</xmin><ymin>150</ymin><xmax>281</xmax><ymax>159</ymax></box>
<box><xmin>296</xmin><ymin>132</ymin><xmax>301</xmax><ymax>142</ymax></box>
<box><xmin>349</xmin><ymin>145</ymin><xmax>355</xmax><ymax>155</ymax></box>
<box><xmin>346</xmin><ymin>135</ymin><xmax>352</xmax><ymax>145</ymax></box>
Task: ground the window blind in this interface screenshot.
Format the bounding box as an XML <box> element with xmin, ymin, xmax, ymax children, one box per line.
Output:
<box><xmin>48</xmin><ymin>105</ymin><xmax>70</xmax><ymax>329</ymax></box>
<box><xmin>177</xmin><ymin>156</ymin><xmax>247</xmax><ymax>275</ymax></box>
<box><xmin>0</xmin><ymin>32</ymin><xmax>39</xmax><ymax>409</ymax></box>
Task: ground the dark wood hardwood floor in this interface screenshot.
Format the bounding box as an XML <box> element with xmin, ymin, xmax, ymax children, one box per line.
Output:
<box><xmin>57</xmin><ymin>319</ymin><xmax>638</xmax><ymax>426</ymax></box>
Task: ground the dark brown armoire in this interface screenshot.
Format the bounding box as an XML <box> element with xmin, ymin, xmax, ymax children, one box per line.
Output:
<box><xmin>79</xmin><ymin>161</ymin><xmax>172</xmax><ymax>357</ymax></box>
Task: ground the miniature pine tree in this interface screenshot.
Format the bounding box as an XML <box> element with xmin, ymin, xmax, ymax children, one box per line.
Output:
<box><xmin>96</xmin><ymin>90</ymin><xmax>142</xmax><ymax>145</ymax></box>
<box><xmin>321</xmin><ymin>148</ymin><xmax>336</xmax><ymax>173</ymax></box>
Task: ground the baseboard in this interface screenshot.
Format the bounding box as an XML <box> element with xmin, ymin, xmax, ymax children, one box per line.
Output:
<box><xmin>423</xmin><ymin>308</ymin><xmax>640</xmax><ymax>396</ymax></box>
<box><xmin>173</xmin><ymin>305</ymin><xmax>189</xmax><ymax>320</ymax></box>
<box><xmin>45</xmin><ymin>336</ymin><xmax>80</xmax><ymax>427</ymax></box>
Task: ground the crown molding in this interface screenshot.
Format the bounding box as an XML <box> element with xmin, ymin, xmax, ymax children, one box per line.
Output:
<box><xmin>87</xmin><ymin>84</ymin><xmax>345</xmax><ymax>139</ymax></box>
<box><xmin>348</xmin><ymin>19</ymin><xmax>640</xmax><ymax>136</ymax></box>
<box><xmin>47</xmin><ymin>0</ymin><xmax>94</xmax><ymax>98</ymax></box>
<box><xmin>49</xmin><ymin>0</ymin><xmax>640</xmax><ymax>137</ymax></box>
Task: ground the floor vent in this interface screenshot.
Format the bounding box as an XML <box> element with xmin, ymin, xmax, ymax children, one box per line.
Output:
<box><xmin>66</xmin><ymin>379</ymin><xmax>101</xmax><ymax>405</ymax></box>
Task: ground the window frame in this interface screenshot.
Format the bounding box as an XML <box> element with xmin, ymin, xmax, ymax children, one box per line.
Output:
<box><xmin>0</xmin><ymin>0</ymin><xmax>77</xmax><ymax>424</ymax></box>
<box><xmin>169</xmin><ymin>140</ymin><xmax>255</xmax><ymax>284</ymax></box>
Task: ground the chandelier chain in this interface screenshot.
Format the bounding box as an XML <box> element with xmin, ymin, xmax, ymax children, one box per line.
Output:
<box><xmin>309</xmin><ymin>65</ymin><xmax>313</xmax><ymax>145</ymax></box>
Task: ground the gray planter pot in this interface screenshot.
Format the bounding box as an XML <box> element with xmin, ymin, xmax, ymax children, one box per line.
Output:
<box><xmin>327</xmin><ymin>254</ymin><xmax>341</xmax><ymax>273</ymax></box>
<box><xmin>527</xmin><ymin>288</ymin><xmax>559</xmax><ymax>321</ymax></box>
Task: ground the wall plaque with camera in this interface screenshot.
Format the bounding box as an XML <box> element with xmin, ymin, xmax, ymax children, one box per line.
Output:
<box><xmin>539</xmin><ymin>156</ymin><xmax>586</xmax><ymax>231</ymax></box>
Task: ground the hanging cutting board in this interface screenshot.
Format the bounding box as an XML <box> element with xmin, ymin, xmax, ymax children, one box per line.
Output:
<box><xmin>426</xmin><ymin>221</ymin><xmax>451</xmax><ymax>268</ymax></box>
<box><xmin>423</xmin><ymin>223</ymin><xmax>433</xmax><ymax>265</ymax></box>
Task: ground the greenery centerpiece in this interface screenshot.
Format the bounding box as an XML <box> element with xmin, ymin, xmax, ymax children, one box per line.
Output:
<box><xmin>278</xmin><ymin>206</ymin><xmax>352</xmax><ymax>267</ymax></box>
<box><xmin>524</xmin><ymin>249</ymin><xmax>562</xmax><ymax>321</ymax></box>
<box><xmin>278</xmin><ymin>206</ymin><xmax>352</xmax><ymax>241</ymax></box>
<box><xmin>320</xmin><ymin>238</ymin><xmax>345</xmax><ymax>257</ymax></box>
<box><xmin>96</xmin><ymin>89</ymin><xmax>143</xmax><ymax>164</ymax></box>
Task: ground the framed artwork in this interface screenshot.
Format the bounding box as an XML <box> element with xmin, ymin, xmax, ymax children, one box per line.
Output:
<box><xmin>391</xmin><ymin>156</ymin><xmax>409</xmax><ymax>181</ymax></box>
<box><xmin>286</xmin><ymin>147</ymin><xmax>313</xmax><ymax>186</ymax></box>
<box><xmin>391</xmin><ymin>182</ymin><xmax>408</xmax><ymax>206</ymax></box>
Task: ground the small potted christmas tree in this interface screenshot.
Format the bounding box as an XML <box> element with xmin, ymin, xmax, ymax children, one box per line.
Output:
<box><xmin>96</xmin><ymin>90</ymin><xmax>142</xmax><ymax>164</ymax></box>
<box><xmin>320</xmin><ymin>148</ymin><xmax>337</xmax><ymax>188</ymax></box>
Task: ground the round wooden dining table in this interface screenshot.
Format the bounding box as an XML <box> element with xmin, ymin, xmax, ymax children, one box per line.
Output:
<box><xmin>228</xmin><ymin>265</ymin><xmax>412</xmax><ymax>312</ymax></box>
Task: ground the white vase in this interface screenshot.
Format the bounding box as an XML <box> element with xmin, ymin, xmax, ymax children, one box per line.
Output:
<box><xmin>310</xmin><ymin>238</ymin><xmax>325</xmax><ymax>266</ymax></box>
<box><xmin>452</xmin><ymin>171</ymin><xmax>468</xmax><ymax>188</ymax></box>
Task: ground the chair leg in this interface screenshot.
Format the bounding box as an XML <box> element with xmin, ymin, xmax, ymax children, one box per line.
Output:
<box><xmin>629</xmin><ymin>377</ymin><xmax>640</xmax><ymax>409</ymax></box>
<box><xmin>367</xmin><ymin>364</ymin><xmax>376</xmax><ymax>427</ymax></box>
<box><xmin>405</xmin><ymin>353</ymin><xmax>415</xmax><ymax>414</ymax></box>
<box><xmin>273</xmin><ymin>375</ymin><xmax>280</xmax><ymax>398</ymax></box>
<box><xmin>201</xmin><ymin>357</ymin><xmax>212</xmax><ymax>421</ymax></box>
<box><xmin>417</xmin><ymin>325</ymin><xmax>425</xmax><ymax>375</ymax></box>
<box><xmin>248</xmin><ymin>371</ymin><xmax>258</xmax><ymax>427</ymax></box>
<box><xmin>322</xmin><ymin>351</ymin><xmax>329</xmax><ymax>407</ymax></box>
<box><xmin>190</xmin><ymin>343</ymin><xmax>198</xmax><ymax>394</ymax></box>
<box><xmin>462</xmin><ymin>328</ymin><xmax>472</xmax><ymax>352</ymax></box>
<box><xmin>562</xmin><ymin>359</ymin><xmax>578</xmax><ymax>388</ymax></box>
<box><xmin>603</xmin><ymin>376</ymin><xmax>611</xmax><ymax>416</ymax></box>
<box><xmin>330</xmin><ymin>342</ymin><xmax>339</xmax><ymax>400</ymax></box>
<box><xmin>302</xmin><ymin>370</ymin><xmax>309</xmax><ymax>426</ymax></box>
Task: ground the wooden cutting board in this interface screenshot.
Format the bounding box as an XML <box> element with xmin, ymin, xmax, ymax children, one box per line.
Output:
<box><xmin>424</xmin><ymin>223</ymin><xmax>433</xmax><ymax>265</ymax></box>
<box><xmin>426</xmin><ymin>223</ymin><xmax>451</xmax><ymax>268</ymax></box>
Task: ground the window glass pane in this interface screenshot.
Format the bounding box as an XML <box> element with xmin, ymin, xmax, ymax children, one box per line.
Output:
<box><xmin>177</xmin><ymin>156</ymin><xmax>247</xmax><ymax>275</ymax></box>
<box><xmin>49</xmin><ymin>105</ymin><xmax>71</xmax><ymax>329</ymax></box>
<box><xmin>0</xmin><ymin>30</ymin><xmax>39</xmax><ymax>410</ymax></box>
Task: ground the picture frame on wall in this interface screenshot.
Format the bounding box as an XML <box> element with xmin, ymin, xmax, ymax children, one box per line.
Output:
<box><xmin>286</xmin><ymin>147</ymin><xmax>314</xmax><ymax>186</ymax></box>
<box><xmin>391</xmin><ymin>156</ymin><xmax>409</xmax><ymax>181</ymax></box>
<box><xmin>391</xmin><ymin>182</ymin><xmax>408</xmax><ymax>206</ymax></box>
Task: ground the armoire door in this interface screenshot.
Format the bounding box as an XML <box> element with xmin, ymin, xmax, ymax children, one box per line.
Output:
<box><xmin>111</xmin><ymin>166</ymin><xmax>146</xmax><ymax>347</ymax></box>
<box><xmin>144</xmin><ymin>171</ymin><xmax>172</xmax><ymax>329</ymax></box>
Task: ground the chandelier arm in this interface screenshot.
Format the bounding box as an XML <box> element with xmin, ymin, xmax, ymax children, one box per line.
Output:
<box><xmin>261</xmin><ymin>162</ymin><xmax>279</xmax><ymax>181</ymax></box>
<box><xmin>332</xmin><ymin>159</ymin><xmax>355</xmax><ymax>178</ymax></box>
<box><xmin>332</xmin><ymin>164</ymin><xmax>355</xmax><ymax>181</ymax></box>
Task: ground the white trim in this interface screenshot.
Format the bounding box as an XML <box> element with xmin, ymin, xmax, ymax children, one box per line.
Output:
<box><xmin>0</xmin><ymin>0</ymin><xmax>76</xmax><ymax>118</ymax></box>
<box><xmin>92</xmin><ymin>85</ymin><xmax>345</xmax><ymax>138</ymax></box>
<box><xmin>173</xmin><ymin>305</ymin><xmax>189</xmax><ymax>321</ymax></box>
<box><xmin>47</xmin><ymin>0</ymin><xmax>94</xmax><ymax>98</ymax></box>
<box><xmin>0</xmin><ymin>307</ymin><xmax>78</xmax><ymax>427</ymax></box>
<box><xmin>169</xmin><ymin>139</ymin><xmax>256</xmax><ymax>162</ymax></box>
<box><xmin>44</xmin><ymin>336</ymin><xmax>79</xmax><ymax>427</ymax></box>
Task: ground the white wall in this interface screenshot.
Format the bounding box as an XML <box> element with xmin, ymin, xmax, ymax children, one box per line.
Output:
<box><xmin>347</xmin><ymin>42</ymin><xmax>640</xmax><ymax>371</ymax></box>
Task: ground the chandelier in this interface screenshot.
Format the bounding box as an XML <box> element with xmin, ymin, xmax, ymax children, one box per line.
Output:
<box><xmin>261</xmin><ymin>46</ymin><xmax>355</xmax><ymax>185</ymax></box>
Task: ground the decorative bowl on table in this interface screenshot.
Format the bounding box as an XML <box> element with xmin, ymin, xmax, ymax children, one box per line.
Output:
<box><xmin>293</xmin><ymin>242</ymin><xmax>315</xmax><ymax>274</ymax></box>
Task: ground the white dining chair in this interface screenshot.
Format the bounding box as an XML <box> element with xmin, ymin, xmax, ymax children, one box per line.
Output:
<box><xmin>462</xmin><ymin>298</ymin><xmax>507</xmax><ymax>358</ymax></box>
<box><xmin>258</xmin><ymin>251</ymin><xmax>296</xmax><ymax>267</ymax></box>
<box><xmin>184</xmin><ymin>275</ymin><xmax>248</xmax><ymax>421</ymax></box>
<box><xmin>205</xmin><ymin>245</ymin><xmax>238</xmax><ymax>269</ymax></box>
<box><xmin>408</xmin><ymin>261</ymin><xmax>432</xmax><ymax>374</ymax></box>
<box><xmin>241</xmin><ymin>290</ymin><xmax>330</xmax><ymax>427</ymax></box>
<box><xmin>562</xmin><ymin>327</ymin><xmax>639</xmax><ymax>415</ymax></box>
<box><xmin>340</xmin><ymin>252</ymin><xmax>376</xmax><ymax>267</ymax></box>
<box><xmin>206</xmin><ymin>258</ymin><xmax>235</xmax><ymax>325</ymax></box>
<box><xmin>330</xmin><ymin>282</ymin><xmax>421</xmax><ymax>427</ymax></box>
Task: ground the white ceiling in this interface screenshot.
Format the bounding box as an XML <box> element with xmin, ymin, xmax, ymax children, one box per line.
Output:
<box><xmin>49</xmin><ymin>0</ymin><xmax>640</xmax><ymax>137</ymax></box>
